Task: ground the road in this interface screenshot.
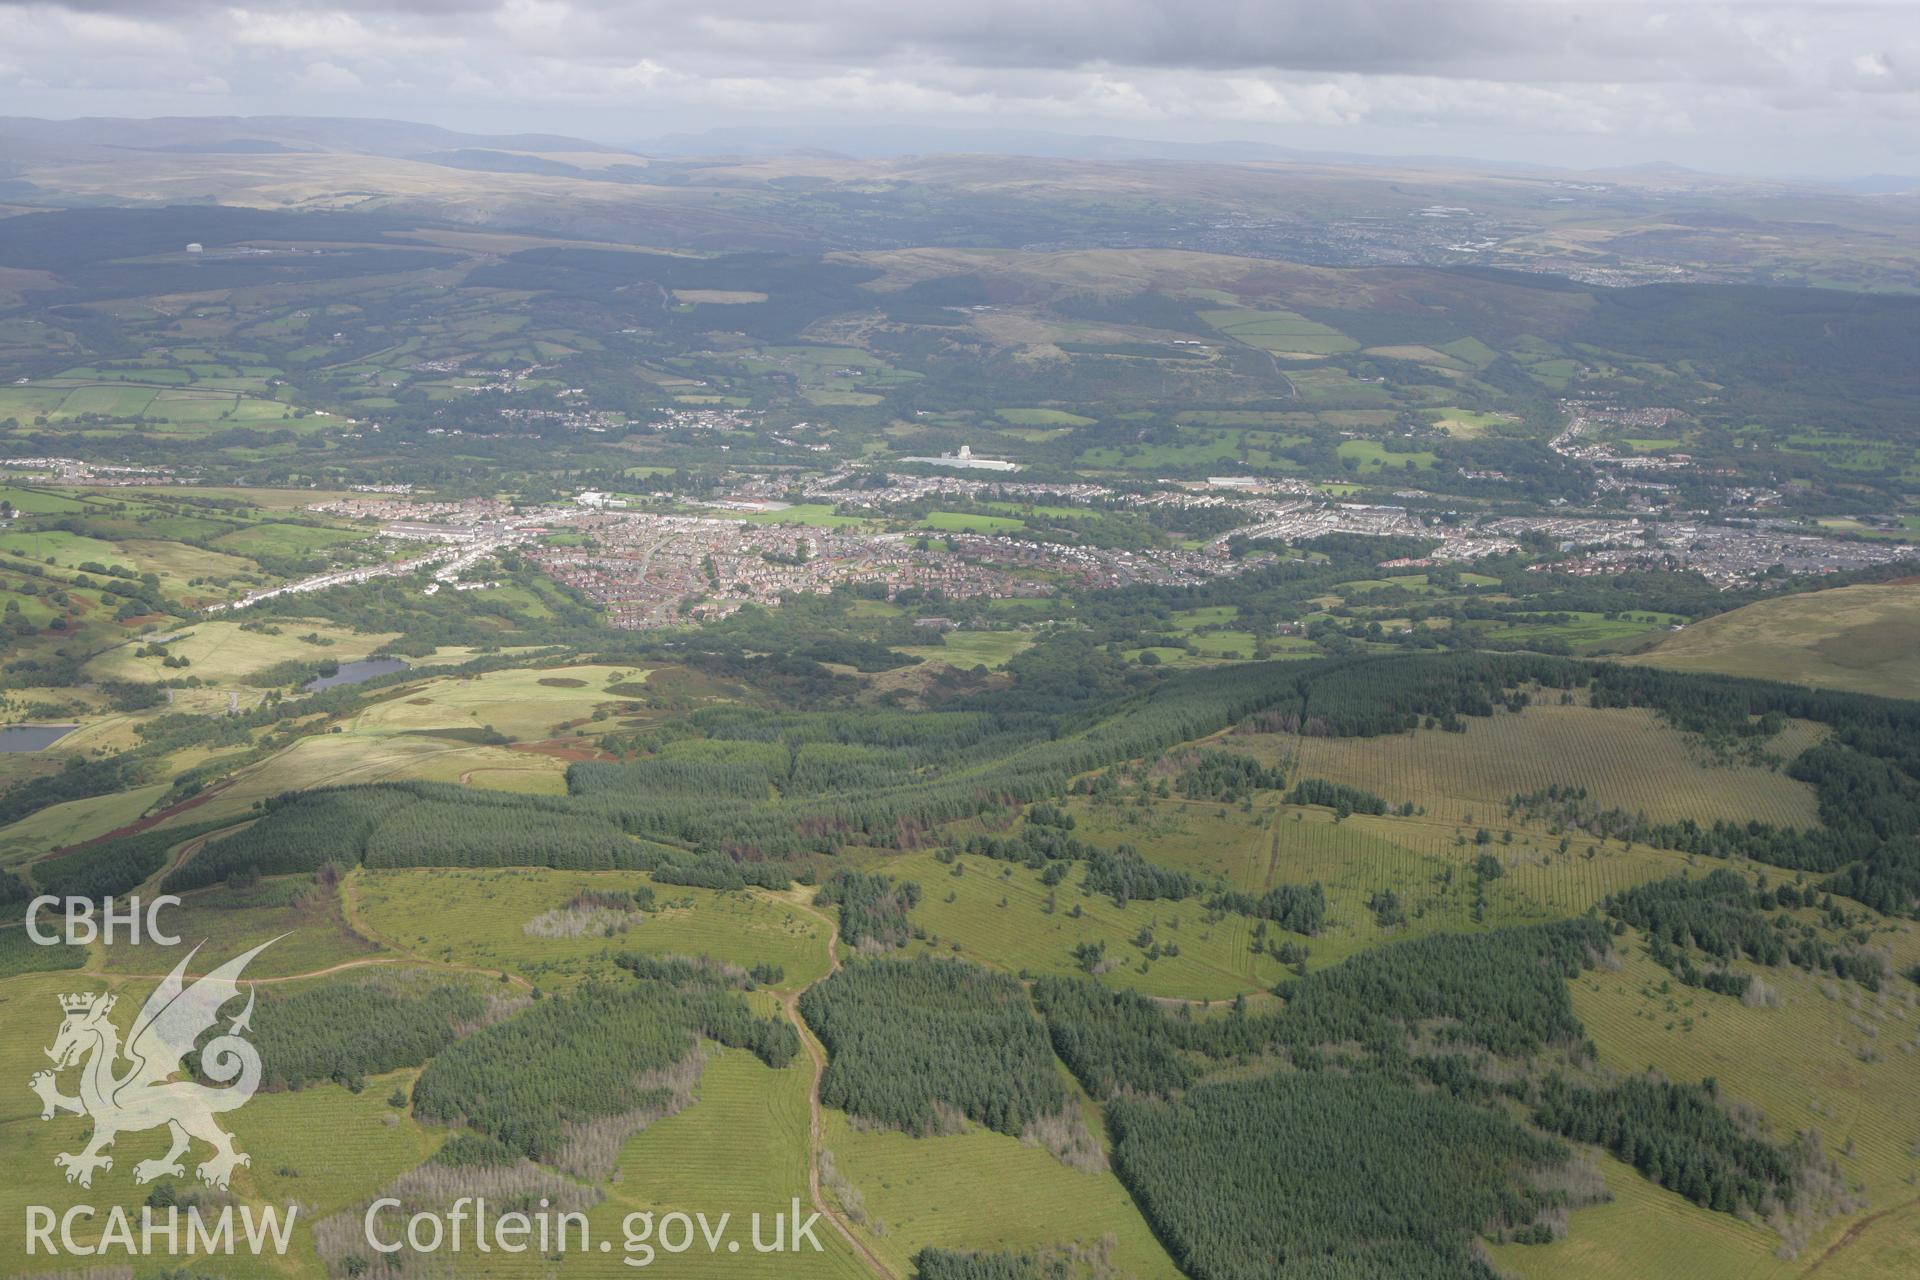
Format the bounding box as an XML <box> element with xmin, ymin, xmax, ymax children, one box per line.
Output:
<box><xmin>781</xmin><ymin>897</ymin><xmax>901</xmax><ymax>1280</ymax></box>
<box><xmin>1264</xmin><ymin>349</ymin><xmax>1299</xmax><ymax>398</ymax></box>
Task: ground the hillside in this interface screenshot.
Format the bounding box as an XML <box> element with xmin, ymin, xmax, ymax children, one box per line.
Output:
<box><xmin>1628</xmin><ymin>582</ymin><xmax>1920</xmax><ymax>699</ymax></box>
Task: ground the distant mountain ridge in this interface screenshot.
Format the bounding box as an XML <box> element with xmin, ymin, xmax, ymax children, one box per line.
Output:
<box><xmin>634</xmin><ymin>123</ymin><xmax>1550</xmax><ymax>171</ymax></box>
<box><xmin>0</xmin><ymin>115</ymin><xmax>1906</xmax><ymax>195</ymax></box>
<box><xmin>0</xmin><ymin>115</ymin><xmax>634</xmax><ymax>160</ymax></box>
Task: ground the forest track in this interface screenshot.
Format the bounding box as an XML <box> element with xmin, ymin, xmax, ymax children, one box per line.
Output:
<box><xmin>1800</xmin><ymin>1194</ymin><xmax>1920</xmax><ymax>1276</ymax></box>
<box><xmin>1263</xmin><ymin>348</ymin><xmax>1299</xmax><ymax>397</ymax></box>
<box><xmin>780</xmin><ymin>897</ymin><xmax>899</xmax><ymax>1280</ymax></box>
<box><xmin>99</xmin><ymin>954</ymin><xmax>532</xmax><ymax>987</ymax></box>
<box><xmin>102</xmin><ymin>955</ymin><xmax>409</xmax><ymax>984</ymax></box>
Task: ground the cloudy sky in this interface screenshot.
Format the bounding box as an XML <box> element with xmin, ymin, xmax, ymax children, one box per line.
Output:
<box><xmin>0</xmin><ymin>0</ymin><xmax>1913</xmax><ymax>174</ymax></box>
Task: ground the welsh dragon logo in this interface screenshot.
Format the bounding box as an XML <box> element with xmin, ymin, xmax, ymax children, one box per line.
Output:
<box><xmin>29</xmin><ymin>938</ymin><xmax>278</xmax><ymax>1190</ymax></box>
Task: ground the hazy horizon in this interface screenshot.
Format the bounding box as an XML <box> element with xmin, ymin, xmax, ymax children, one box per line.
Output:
<box><xmin>0</xmin><ymin>1</ymin><xmax>1913</xmax><ymax>179</ymax></box>
<box><xmin>5</xmin><ymin>111</ymin><xmax>1916</xmax><ymax>184</ymax></box>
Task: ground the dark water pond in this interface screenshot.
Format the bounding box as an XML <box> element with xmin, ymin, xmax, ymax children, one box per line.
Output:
<box><xmin>302</xmin><ymin>657</ymin><xmax>408</xmax><ymax>691</ymax></box>
<box><xmin>0</xmin><ymin>724</ymin><xmax>78</xmax><ymax>752</ymax></box>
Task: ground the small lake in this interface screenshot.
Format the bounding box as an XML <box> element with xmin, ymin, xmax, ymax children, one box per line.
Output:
<box><xmin>303</xmin><ymin>658</ymin><xmax>408</xmax><ymax>692</ymax></box>
<box><xmin>0</xmin><ymin>724</ymin><xmax>78</xmax><ymax>752</ymax></box>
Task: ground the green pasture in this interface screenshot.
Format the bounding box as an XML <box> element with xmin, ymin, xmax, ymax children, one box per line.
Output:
<box><xmin>97</xmin><ymin>875</ymin><xmax>386</xmax><ymax>981</ymax></box>
<box><xmin>883</xmin><ymin>848</ymin><xmax>1296</xmax><ymax>1000</ymax></box>
<box><xmin>1198</xmin><ymin>308</ymin><xmax>1357</xmax><ymax>354</ymax></box>
<box><xmin>595</xmin><ymin>1044</ymin><xmax>871</xmax><ymax>1279</ymax></box>
<box><xmin>920</xmin><ymin>511</ymin><xmax>1025</xmax><ymax>534</ymax></box>
<box><xmin>0</xmin><ymin>783</ymin><xmax>171</xmax><ymax>864</ymax></box>
<box><xmin>209</xmin><ymin>523</ymin><xmax>370</xmax><ymax>557</ymax></box>
<box><xmin>825</xmin><ymin>1105</ymin><xmax>1179</xmax><ymax>1278</ymax></box>
<box><xmin>1469</xmin><ymin>610</ymin><xmax>1685</xmax><ymax>649</ymax></box>
<box><xmin>345</xmin><ymin>664</ymin><xmax>651</xmax><ymax>743</ymax></box>
<box><xmin>1336</xmin><ymin>439</ymin><xmax>1438</xmax><ymax>471</ymax></box>
<box><xmin>351</xmin><ymin>868</ymin><xmax>831</xmax><ymax>991</ymax></box>
<box><xmin>740</xmin><ymin>504</ymin><xmax>869</xmax><ymax>529</ymax></box>
<box><xmin>1263</xmin><ymin>701</ymin><xmax>1824</xmax><ymax>830</ymax></box>
<box><xmin>895</xmin><ymin>631</ymin><xmax>1034</xmax><ymax>670</ymax></box>
<box><xmin>86</xmin><ymin>619</ymin><xmax>397</xmax><ymax>685</ymax></box>
<box><xmin>0</xmin><ymin>486</ymin><xmax>89</xmax><ymax>514</ymax></box>
<box><xmin>995</xmin><ymin>408</ymin><xmax>1095</xmax><ymax>426</ymax></box>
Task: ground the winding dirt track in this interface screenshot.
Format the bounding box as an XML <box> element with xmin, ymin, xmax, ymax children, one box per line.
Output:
<box><xmin>1800</xmin><ymin>1194</ymin><xmax>1920</xmax><ymax>1276</ymax></box>
<box><xmin>781</xmin><ymin>899</ymin><xmax>900</xmax><ymax>1280</ymax></box>
<box><xmin>98</xmin><ymin>955</ymin><xmax>532</xmax><ymax>987</ymax></box>
<box><xmin>96</xmin><ymin>873</ymin><xmax>532</xmax><ymax>991</ymax></box>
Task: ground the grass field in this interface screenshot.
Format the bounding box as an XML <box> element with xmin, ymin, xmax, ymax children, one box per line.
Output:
<box><xmin>1266</xmin><ymin>701</ymin><xmax>1824</xmax><ymax>829</ymax></box>
<box><xmin>85</xmin><ymin>618</ymin><xmax>397</xmax><ymax>685</ymax></box>
<box><xmin>1438</xmin><ymin>337</ymin><xmax>1501</xmax><ymax>369</ymax></box>
<box><xmin>169</xmin><ymin>734</ymin><xmax>526</xmax><ymax>826</ymax></box>
<box><xmin>740</xmin><ymin>504</ymin><xmax>870</xmax><ymax>529</ymax></box>
<box><xmin>97</xmin><ymin>875</ymin><xmax>387</xmax><ymax>980</ymax></box>
<box><xmin>920</xmin><ymin>511</ymin><xmax>1026</xmax><ymax>534</ymax></box>
<box><xmin>0</xmin><ymin>527</ymin><xmax>132</xmax><ymax>570</ymax></box>
<box><xmin>1538</xmin><ymin>931</ymin><xmax>1920</xmax><ymax>1276</ymax></box>
<box><xmin>1803</xmin><ymin>1201</ymin><xmax>1920</xmax><ymax>1280</ymax></box>
<box><xmin>0</xmin><ymin>374</ymin><xmax>308</xmax><ymax>439</ymax></box>
<box><xmin>209</xmin><ymin>522</ymin><xmax>369</xmax><ymax>557</ymax></box>
<box><xmin>1121</xmin><ymin>635</ymin><xmax>1318</xmax><ymax>667</ymax></box>
<box><xmin>351</xmin><ymin>868</ymin><xmax>833</xmax><ymax>991</ymax></box>
<box><xmin>739</xmin><ymin>345</ymin><xmax>921</xmax><ymax>407</ymax></box>
<box><xmin>1058</xmin><ymin>796</ymin><xmax>1699</xmax><ymax>970</ymax></box>
<box><xmin>824</xmin><ymin>1101</ymin><xmax>1180</xmax><ymax>1278</ymax></box>
<box><xmin>1627</xmin><ymin>583</ymin><xmax>1920</xmax><ymax>699</ymax></box>
<box><xmin>1198</xmin><ymin>308</ymin><xmax>1358</xmax><ymax>354</ymax></box>
<box><xmin>113</xmin><ymin>536</ymin><xmax>262</xmax><ymax>589</ymax></box>
<box><xmin>1488</xmin><ymin>1151</ymin><xmax>1787</xmax><ymax>1280</ymax></box>
<box><xmin>1336</xmin><ymin>439</ymin><xmax>1438</xmax><ymax>471</ymax></box>
<box><xmin>1362</xmin><ymin>344</ymin><xmax>1461</xmax><ymax>366</ymax></box>
<box><xmin>0</xmin><ymin>782</ymin><xmax>171</xmax><ymax>863</ymax></box>
<box><xmin>227</xmin><ymin>1070</ymin><xmax>437</xmax><ymax>1219</ymax></box>
<box><xmin>1336</xmin><ymin>573</ymin><xmax>1494</xmax><ymax>595</ymax></box>
<box><xmin>1430</xmin><ymin>407</ymin><xmax>1512</xmax><ymax>438</ymax></box>
<box><xmin>394</xmin><ymin>745</ymin><xmax>571</xmax><ymax>795</ymax></box>
<box><xmin>895</xmin><ymin>631</ymin><xmax>1033</xmax><ymax>670</ymax></box>
<box><xmin>590</xmin><ymin>1045</ymin><xmax>873</xmax><ymax>1279</ymax></box>
<box><xmin>1469</xmin><ymin>610</ymin><xmax>1686</xmax><ymax>651</ymax></box>
<box><xmin>1185</xmin><ymin>629</ymin><xmax>1261</xmax><ymax>658</ymax></box>
<box><xmin>880</xmin><ymin>847</ymin><xmax>1296</xmax><ymax>999</ymax></box>
<box><xmin>0</xmin><ymin>485</ymin><xmax>89</xmax><ymax>514</ymax></box>
<box><xmin>0</xmin><ymin>973</ymin><xmax>158</xmax><ymax>1266</ymax></box>
<box><xmin>1816</xmin><ymin>517</ymin><xmax>1920</xmax><ymax>543</ymax></box>
<box><xmin>0</xmin><ymin>966</ymin><xmax>437</xmax><ymax>1278</ymax></box>
<box><xmin>995</xmin><ymin>407</ymin><xmax>1095</xmax><ymax>426</ymax></box>
<box><xmin>345</xmin><ymin>663</ymin><xmax>652</xmax><ymax>743</ymax></box>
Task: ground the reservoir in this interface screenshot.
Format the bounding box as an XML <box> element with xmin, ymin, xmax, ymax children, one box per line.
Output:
<box><xmin>0</xmin><ymin>724</ymin><xmax>78</xmax><ymax>752</ymax></box>
<box><xmin>303</xmin><ymin>657</ymin><xmax>408</xmax><ymax>691</ymax></box>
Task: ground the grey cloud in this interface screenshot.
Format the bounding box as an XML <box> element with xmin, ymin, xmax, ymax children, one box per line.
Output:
<box><xmin>0</xmin><ymin>0</ymin><xmax>1911</xmax><ymax>175</ymax></box>
<box><xmin>0</xmin><ymin>1</ymin><xmax>1886</xmax><ymax>84</ymax></box>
